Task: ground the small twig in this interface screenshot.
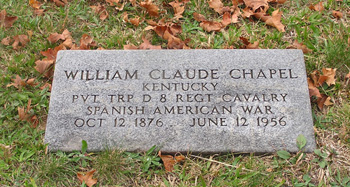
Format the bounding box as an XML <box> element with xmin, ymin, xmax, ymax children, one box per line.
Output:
<box><xmin>189</xmin><ymin>154</ymin><xmax>268</xmax><ymax>176</ymax></box>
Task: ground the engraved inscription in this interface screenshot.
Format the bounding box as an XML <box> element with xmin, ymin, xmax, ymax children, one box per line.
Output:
<box><xmin>65</xmin><ymin>68</ymin><xmax>295</xmax><ymax>129</ymax></box>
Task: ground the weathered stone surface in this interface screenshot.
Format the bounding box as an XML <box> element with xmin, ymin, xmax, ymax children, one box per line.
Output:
<box><xmin>45</xmin><ymin>49</ymin><xmax>316</xmax><ymax>153</ymax></box>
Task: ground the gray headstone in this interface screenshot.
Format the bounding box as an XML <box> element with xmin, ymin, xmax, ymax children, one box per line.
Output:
<box><xmin>45</xmin><ymin>49</ymin><xmax>316</xmax><ymax>153</ymax></box>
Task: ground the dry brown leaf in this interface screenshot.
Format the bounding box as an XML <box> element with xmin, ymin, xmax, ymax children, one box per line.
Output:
<box><xmin>174</xmin><ymin>155</ymin><xmax>186</xmax><ymax>162</ymax></box>
<box><xmin>345</xmin><ymin>72</ymin><xmax>350</xmax><ymax>79</ymax></box>
<box><xmin>254</xmin><ymin>9</ymin><xmax>285</xmax><ymax>32</ymax></box>
<box><xmin>244</xmin><ymin>0</ymin><xmax>269</xmax><ymax>13</ymax></box>
<box><xmin>77</xmin><ymin>170</ymin><xmax>97</xmax><ymax>187</ymax></box>
<box><xmin>34</xmin><ymin>9</ymin><xmax>45</xmax><ymax>16</ymax></box>
<box><xmin>309</xmin><ymin>2</ymin><xmax>324</xmax><ymax>12</ymax></box>
<box><xmin>158</xmin><ymin>151</ymin><xmax>176</xmax><ymax>172</ymax></box>
<box><xmin>322</xmin><ymin>68</ymin><xmax>336</xmax><ymax>86</ymax></box>
<box><xmin>0</xmin><ymin>9</ymin><xmax>18</xmax><ymax>28</ymax></box>
<box><xmin>79</xmin><ymin>34</ymin><xmax>96</xmax><ymax>50</ymax></box>
<box><xmin>317</xmin><ymin>94</ymin><xmax>328</xmax><ymax>110</ymax></box>
<box><xmin>35</xmin><ymin>59</ymin><xmax>55</xmax><ymax>78</ymax></box>
<box><xmin>114</xmin><ymin>3</ymin><xmax>125</xmax><ymax>11</ymax></box>
<box><xmin>41</xmin><ymin>44</ymin><xmax>66</xmax><ymax>60</ymax></box>
<box><xmin>167</xmin><ymin>36</ymin><xmax>189</xmax><ymax>49</ymax></box>
<box><xmin>240</xmin><ymin>37</ymin><xmax>259</xmax><ymax>49</ymax></box>
<box><xmin>139</xmin><ymin>37</ymin><xmax>162</xmax><ymax>49</ymax></box>
<box><xmin>193</xmin><ymin>12</ymin><xmax>207</xmax><ymax>22</ymax></box>
<box><xmin>106</xmin><ymin>0</ymin><xmax>119</xmax><ymax>6</ymax></box>
<box><xmin>122</xmin><ymin>12</ymin><xmax>129</xmax><ymax>22</ymax></box>
<box><xmin>48</xmin><ymin>33</ymin><xmax>65</xmax><ymax>43</ymax></box>
<box><xmin>130</xmin><ymin>17</ymin><xmax>141</xmax><ymax>26</ymax></box>
<box><xmin>140</xmin><ymin>0</ymin><xmax>159</xmax><ymax>17</ymax></box>
<box><xmin>221</xmin><ymin>12</ymin><xmax>231</xmax><ymax>27</ymax></box>
<box><xmin>332</xmin><ymin>10</ymin><xmax>343</xmax><ymax>19</ymax></box>
<box><xmin>124</xmin><ymin>44</ymin><xmax>139</xmax><ymax>50</ymax></box>
<box><xmin>307</xmin><ymin>78</ymin><xmax>322</xmax><ymax>98</ymax></box>
<box><xmin>287</xmin><ymin>40</ymin><xmax>312</xmax><ymax>54</ymax></box>
<box><xmin>12</xmin><ymin>35</ymin><xmax>29</xmax><ymax>50</ymax></box>
<box><xmin>40</xmin><ymin>83</ymin><xmax>52</xmax><ymax>91</ymax></box>
<box><xmin>242</xmin><ymin>7</ymin><xmax>254</xmax><ymax>18</ymax></box>
<box><xmin>53</xmin><ymin>0</ymin><xmax>68</xmax><ymax>7</ymax></box>
<box><xmin>209</xmin><ymin>0</ymin><xmax>224</xmax><ymax>14</ymax></box>
<box><xmin>90</xmin><ymin>3</ymin><xmax>109</xmax><ymax>21</ymax></box>
<box><xmin>265</xmin><ymin>9</ymin><xmax>285</xmax><ymax>32</ymax></box>
<box><xmin>310</xmin><ymin>70</ymin><xmax>319</xmax><ymax>87</ymax></box>
<box><xmin>169</xmin><ymin>0</ymin><xmax>186</xmax><ymax>19</ymax></box>
<box><xmin>158</xmin><ymin>151</ymin><xmax>185</xmax><ymax>172</ymax></box>
<box><xmin>124</xmin><ymin>38</ymin><xmax>161</xmax><ymax>50</ymax></box>
<box><xmin>146</xmin><ymin>19</ymin><xmax>158</xmax><ymax>26</ymax></box>
<box><xmin>7</xmin><ymin>75</ymin><xmax>27</xmax><ymax>88</ymax></box>
<box><xmin>29</xmin><ymin>0</ymin><xmax>42</xmax><ymax>9</ymax></box>
<box><xmin>267</xmin><ymin>0</ymin><xmax>286</xmax><ymax>3</ymax></box>
<box><xmin>200</xmin><ymin>21</ymin><xmax>222</xmax><ymax>32</ymax></box>
<box><xmin>18</xmin><ymin>99</ymin><xmax>35</xmax><ymax>124</ymax></box>
<box><xmin>324</xmin><ymin>96</ymin><xmax>333</xmax><ymax>106</ymax></box>
<box><xmin>231</xmin><ymin>7</ymin><xmax>240</xmax><ymax>23</ymax></box>
<box><xmin>1</xmin><ymin>36</ymin><xmax>11</xmax><ymax>45</ymax></box>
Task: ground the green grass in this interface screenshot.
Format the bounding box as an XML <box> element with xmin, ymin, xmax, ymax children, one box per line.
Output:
<box><xmin>1</xmin><ymin>0</ymin><xmax>350</xmax><ymax>186</ymax></box>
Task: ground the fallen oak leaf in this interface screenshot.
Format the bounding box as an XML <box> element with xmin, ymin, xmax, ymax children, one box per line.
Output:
<box><xmin>106</xmin><ymin>0</ymin><xmax>120</xmax><ymax>6</ymax></box>
<box><xmin>221</xmin><ymin>12</ymin><xmax>231</xmax><ymax>27</ymax></box>
<box><xmin>287</xmin><ymin>40</ymin><xmax>312</xmax><ymax>54</ymax></box>
<box><xmin>12</xmin><ymin>35</ymin><xmax>29</xmax><ymax>50</ymax></box>
<box><xmin>79</xmin><ymin>34</ymin><xmax>96</xmax><ymax>50</ymax></box>
<box><xmin>309</xmin><ymin>2</ymin><xmax>324</xmax><ymax>12</ymax></box>
<box><xmin>158</xmin><ymin>151</ymin><xmax>186</xmax><ymax>172</ymax></box>
<box><xmin>307</xmin><ymin>78</ymin><xmax>322</xmax><ymax>98</ymax></box>
<box><xmin>254</xmin><ymin>9</ymin><xmax>285</xmax><ymax>32</ymax></box>
<box><xmin>231</xmin><ymin>7</ymin><xmax>241</xmax><ymax>23</ymax></box>
<box><xmin>53</xmin><ymin>0</ymin><xmax>68</xmax><ymax>7</ymax></box>
<box><xmin>129</xmin><ymin>17</ymin><xmax>141</xmax><ymax>26</ymax></box>
<box><xmin>29</xmin><ymin>0</ymin><xmax>42</xmax><ymax>9</ymax></box>
<box><xmin>34</xmin><ymin>9</ymin><xmax>45</xmax><ymax>16</ymax></box>
<box><xmin>41</xmin><ymin>44</ymin><xmax>66</xmax><ymax>60</ymax></box>
<box><xmin>140</xmin><ymin>0</ymin><xmax>159</xmax><ymax>17</ymax></box>
<box><xmin>169</xmin><ymin>0</ymin><xmax>187</xmax><ymax>19</ymax></box>
<box><xmin>242</xmin><ymin>7</ymin><xmax>254</xmax><ymax>18</ymax></box>
<box><xmin>0</xmin><ymin>9</ymin><xmax>18</xmax><ymax>28</ymax></box>
<box><xmin>239</xmin><ymin>37</ymin><xmax>259</xmax><ymax>49</ymax></box>
<box><xmin>174</xmin><ymin>155</ymin><xmax>186</xmax><ymax>162</ymax></box>
<box><xmin>77</xmin><ymin>169</ymin><xmax>97</xmax><ymax>187</ymax></box>
<box><xmin>90</xmin><ymin>3</ymin><xmax>109</xmax><ymax>21</ymax></box>
<box><xmin>35</xmin><ymin>59</ymin><xmax>55</xmax><ymax>78</ymax></box>
<box><xmin>1</xmin><ymin>36</ymin><xmax>11</xmax><ymax>45</ymax></box>
<box><xmin>139</xmin><ymin>37</ymin><xmax>162</xmax><ymax>49</ymax></box>
<box><xmin>310</xmin><ymin>70</ymin><xmax>320</xmax><ymax>87</ymax></box>
<box><xmin>321</xmin><ymin>68</ymin><xmax>336</xmax><ymax>86</ymax></box>
<box><xmin>267</xmin><ymin>0</ymin><xmax>286</xmax><ymax>4</ymax></box>
<box><xmin>243</xmin><ymin>0</ymin><xmax>269</xmax><ymax>13</ymax></box>
<box><xmin>167</xmin><ymin>36</ymin><xmax>190</xmax><ymax>49</ymax></box>
<box><xmin>209</xmin><ymin>0</ymin><xmax>224</xmax><ymax>14</ymax></box>
<box><xmin>193</xmin><ymin>12</ymin><xmax>207</xmax><ymax>22</ymax></box>
<box><xmin>123</xmin><ymin>44</ymin><xmax>139</xmax><ymax>50</ymax></box>
<box><xmin>200</xmin><ymin>20</ymin><xmax>222</xmax><ymax>32</ymax></box>
<box><xmin>7</xmin><ymin>75</ymin><xmax>27</xmax><ymax>88</ymax></box>
<box><xmin>317</xmin><ymin>94</ymin><xmax>330</xmax><ymax>110</ymax></box>
<box><xmin>18</xmin><ymin>102</ymin><xmax>39</xmax><ymax>128</ymax></box>
<box><xmin>332</xmin><ymin>10</ymin><xmax>343</xmax><ymax>19</ymax></box>
<box><xmin>40</xmin><ymin>82</ymin><xmax>52</xmax><ymax>91</ymax></box>
<box><xmin>48</xmin><ymin>33</ymin><xmax>66</xmax><ymax>43</ymax></box>
<box><xmin>345</xmin><ymin>72</ymin><xmax>350</xmax><ymax>79</ymax></box>
<box><xmin>158</xmin><ymin>151</ymin><xmax>176</xmax><ymax>172</ymax></box>
<box><xmin>124</xmin><ymin>38</ymin><xmax>161</xmax><ymax>49</ymax></box>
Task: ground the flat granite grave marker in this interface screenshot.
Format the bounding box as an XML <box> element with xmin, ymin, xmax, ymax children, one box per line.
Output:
<box><xmin>45</xmin><ymin>49</ymin><xmax>316</xmax><ymax>153</ymax></box>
